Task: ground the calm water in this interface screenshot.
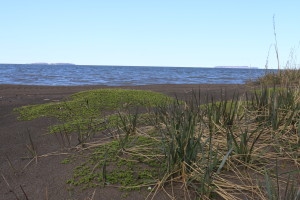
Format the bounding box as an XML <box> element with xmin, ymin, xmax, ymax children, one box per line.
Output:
<box><xmin>0</xmin><ymin>64</ymin><xmax>273</xmax><ymax>86</ymax></box>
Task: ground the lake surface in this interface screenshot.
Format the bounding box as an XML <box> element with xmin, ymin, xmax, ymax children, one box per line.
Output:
<box><xmin>0</xmin><ymin>64</ymin><xmax>273</xmax><ymax>86</ymax></box>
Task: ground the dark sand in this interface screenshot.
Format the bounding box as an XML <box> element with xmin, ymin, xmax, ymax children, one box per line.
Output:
<box><xmin>0</xmin><ymin>84</ymin><xmax>247</xmax><ymax>199</ymax></box>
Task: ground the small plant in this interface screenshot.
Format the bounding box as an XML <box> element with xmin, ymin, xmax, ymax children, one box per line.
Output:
<box><xmin>116</xmin><ymin>108</ymin><xmax>140</xmax><ymax>150</ymax></box>
<box><xmin>226</xmin><ymin>126</ymin><xmax>263</xmax><ymax>163</ymax></box>
<box><xmin>155</xmin><ymin>100</ymin><xmax>202</xmax><ymax>175</ymax></box>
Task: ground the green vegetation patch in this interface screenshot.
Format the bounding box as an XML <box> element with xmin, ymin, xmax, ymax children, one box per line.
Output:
<box><xmin>252</xmin><ymin>87</ymin><xmax>286</xmax><ymax>95</ymax></box>
<box><xmin>48</xmin><ymin>112</ymin><xmax>153</xmax><ymax>139</ymax></box>
<box><xmin>14</xmin><ymin>89</ymin><xmax>172</xmax><ymax>138</ymax></box>
<box><xmin>15</xmin><ymin>89</ymin><xmax>172</xmax><ymax>121</ymax></box>
<box><xmin>65</xmin><ymin>135</ymin><xmax>164</xmax><ymax>191</ymax></box>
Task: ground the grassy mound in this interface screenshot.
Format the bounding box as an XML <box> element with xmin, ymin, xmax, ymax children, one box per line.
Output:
<box><xmin>14</xmin><ymin>89</ymin><xmax>173</xmax><ymax>143</ymax></box>
<box><xmin>15</xmin><ymin>89</ymin><xmax>172</xmax><ymax>121</ymax></box>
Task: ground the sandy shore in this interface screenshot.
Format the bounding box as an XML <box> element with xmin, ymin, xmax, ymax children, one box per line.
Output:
<box><xmin>0</xmin><ymin>84</ymin><xmax>247</xmax><ymax>199</ymax></box>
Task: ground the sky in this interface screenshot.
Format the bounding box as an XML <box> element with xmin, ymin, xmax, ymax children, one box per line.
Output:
<box><xmin>0</xmin><ymin>1</ymin><xmax>300</xmax><ymax>68</ymax></box>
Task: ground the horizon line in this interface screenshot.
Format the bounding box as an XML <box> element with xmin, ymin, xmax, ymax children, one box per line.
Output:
<box><xmin>0</xmin><ymin>62</ymin><xmax>267</xmax><ymax>69</ymax></box>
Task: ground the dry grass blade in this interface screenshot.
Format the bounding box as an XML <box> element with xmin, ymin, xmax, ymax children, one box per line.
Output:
<box><xmin>1</xmin><ymin>173</ymin><xmax>20</xmax><ymax>200</ymax></box>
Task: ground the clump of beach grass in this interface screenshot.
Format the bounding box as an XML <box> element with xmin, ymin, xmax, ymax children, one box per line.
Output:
<box><xmin>253</xmin><ymin>68</ymin><xmax>300</xmax><ymax>86</ymax></box>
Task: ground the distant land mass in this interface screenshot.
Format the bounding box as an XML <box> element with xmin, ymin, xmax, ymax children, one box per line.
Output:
<box><xmin>29</xmin><ymin>62</ymin><xmax>76</xmax><ymax>65</ymax></box>
<box><xmin>214</xmin><ymin>66</ymin><xmax>258</xmax><ymax>69</ymax></box>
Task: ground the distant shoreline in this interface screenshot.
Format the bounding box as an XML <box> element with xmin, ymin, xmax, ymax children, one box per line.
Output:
<box><xmin>0</xmin><ymin>63</ymin><xmax>262</xmax><ymax>69</ymax></box>
<box><xmin>29</xmin><ymin>62</ymin><xmax>76</xmax><ymax>65</ymax></box>
<box><xmin>214</xmin><ymin>66</ymin><xmax>259</xmax><ymax>69</ymax></box>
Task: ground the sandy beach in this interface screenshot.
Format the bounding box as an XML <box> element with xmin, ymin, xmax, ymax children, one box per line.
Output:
<box><xmin>0</xmin><ymin>84</ymin><xmax>247</xmax><ymax>199</ymax></box>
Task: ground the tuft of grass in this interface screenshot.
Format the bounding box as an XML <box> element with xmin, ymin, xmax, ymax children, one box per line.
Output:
<box><xmin>226</xmin><ymin>126</ymin><xmax>263</xmax><ymax>163</ymax></box>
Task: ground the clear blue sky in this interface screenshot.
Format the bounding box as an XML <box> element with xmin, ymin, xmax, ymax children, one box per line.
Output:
<box><xmin>0</xmin><ymin>1</ymin><xmax>299</xmax><ymax>68</ymax></box>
